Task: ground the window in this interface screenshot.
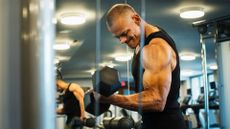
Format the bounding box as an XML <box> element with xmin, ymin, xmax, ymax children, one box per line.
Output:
<box><xmin>190</xmin><ymin>77</ymin><xmax>201</xmax><ymax>101</ymax></box>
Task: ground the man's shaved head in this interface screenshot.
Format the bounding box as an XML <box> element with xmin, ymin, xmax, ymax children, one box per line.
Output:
<box><xmin>106</xmin><ymin>3</ymin><xmax>136</xmax><ymax>27</ymax></box>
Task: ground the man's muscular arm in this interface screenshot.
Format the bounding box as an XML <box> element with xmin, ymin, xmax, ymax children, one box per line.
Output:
<box><xmin>100</xmin><ymin>38</ymin><xmax>177</xmax><ymax>112</ymax></box>
<box><xmin>69</xmin><ymin>83</ymin><xmax>85</xmax><ymax>120</ymax></box>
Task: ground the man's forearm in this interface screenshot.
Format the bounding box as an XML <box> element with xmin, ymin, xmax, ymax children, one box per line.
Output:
<box><xmin>109</xmin><ymin>94</ymin><xmax>141</xmax><ymax>111</ymax></box>
<box><xmin>79</xmin><ymin>99</ymin><xmax>85</xmax><ymax>119</ymax></box>
<box><xmin>104</xmin><ymin>92</ymin><xmax>163</xmax><ymax>112</ymax></box>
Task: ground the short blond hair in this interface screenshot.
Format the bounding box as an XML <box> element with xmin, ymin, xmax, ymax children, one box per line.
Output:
<box><xmin>106</xmin><ymin>3</ymin><xmax>136</xmax><ymax>27</ymax></box>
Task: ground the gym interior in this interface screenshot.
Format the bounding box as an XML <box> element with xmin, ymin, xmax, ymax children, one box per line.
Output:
<box><xmin>0</xmin><ymin>0</ymin><xmax>230</xmax><ymax>129</ymax></box>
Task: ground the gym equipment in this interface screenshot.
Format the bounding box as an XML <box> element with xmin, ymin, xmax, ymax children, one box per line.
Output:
<box><xmin>56</xmin><ymin>66</ymin><xmax>122</xmax><ymax>116</ymax></box>
<box><xmin>182</xmin><ymin>95</ymin><xmax>191</xmax><ymax>105</ymax></box>
<box><xmin>85</xmin><ymin>66</ymin><xmax>122</xmax><ymax>116</ymax></box>
<box><xmin>92</xmin><ymin>66</ymin><xmax>121</xmax><ymax>97</ymax></box>
<box><xmin>103</xmin><ymin>117</ymin><xmax>135</xmax><ymax>129</ymax></box>
<box><xmin>84</xmin><ymin>89</ymin><xmax>111</xmax><ymax>116</ymax></box>
<box><xmin>68</xmin><ymin>117</ymin><xmax>96</xmax><ymax>128</ymax></box>
<box><xmin>193</xmin><ymin>15</ymin><xmax>230</xmax><ymax>129</ymax></box>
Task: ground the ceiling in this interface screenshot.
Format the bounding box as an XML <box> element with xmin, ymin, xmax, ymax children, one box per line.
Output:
<box><xmin>54</xmin><ymin>0</ymin><xmax>230</xmax><ymax>81</ymax></box>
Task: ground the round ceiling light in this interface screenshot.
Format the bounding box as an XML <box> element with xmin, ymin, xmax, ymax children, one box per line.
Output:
<box><xmin>53</xmin><ymin>42</ymin><xmax>70</xmax><ymax>50</ymax></box>
<box><xmin>115</xmin><ymin>55</ymin><xmax>132</xmax><ymax>62</ymax></box>
<box><xmin>209</xmin><ymin>64</ymin><xmax>218</xmax><ymax>70</ymax></box>
<box><xmin>180</xmin><ymin>53</ymin><xmax>196</xmax><ymax>61</ymax></box>
<box><xmin>60</xmin><ymin>12</ymin><xmax>86</xmax><ymax>25</ymax></box>
<box><xmin>180</xmin><ymin>7</ymin><xmax>205</xmax><ymax>19</ymax></box>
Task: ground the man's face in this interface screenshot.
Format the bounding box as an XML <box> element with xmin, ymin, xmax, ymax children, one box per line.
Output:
<box><xmin>57</xmin><ymin>87</ymin><xmax>63</xmax><ymax>92</ymax></box>
<box><xmin>56</xmin><ymin>81</ymin><xmax>63</xmax><ymax>92</ymax></box>
<box><xmin>108</xmin><ymin>15</ymin><xmax>141</xmax><ymax>49</ymax></box>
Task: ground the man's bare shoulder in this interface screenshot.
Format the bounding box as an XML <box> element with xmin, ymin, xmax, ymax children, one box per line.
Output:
<box><xmin>69</xmin><ymin>83</ymin><xmax>83</xmax><ymax>92</ymax></box>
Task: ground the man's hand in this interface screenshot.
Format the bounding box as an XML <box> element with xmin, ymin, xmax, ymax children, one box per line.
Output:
<box><xmin>92</xmin><ymin>91</ymin><xmax>101</xmax><ymax>100</ymax></box>
<box><xmin>93</xmin><ymin>91</ymin><xmax>115</xmax><ymax>104</ymax></box>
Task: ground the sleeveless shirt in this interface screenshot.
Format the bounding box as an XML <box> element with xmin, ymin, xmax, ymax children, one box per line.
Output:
<box><xmin>62</xmin><ymin>83</ymin><xmax>81</xmax><ymax>123</ymax></box>
<box><xmin>131</xmin><ymin>28</ymin><xmax>186</xmax><ymax>129</ymax></box>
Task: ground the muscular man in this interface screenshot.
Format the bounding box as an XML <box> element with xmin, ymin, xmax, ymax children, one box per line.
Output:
<box><xmin>56</xmin><ymin>80</ymin><xmax>85</xmax><ymax>129</ymax></box>
<box><xmin>98</xmin><ymin>3</ymin><xmax>187</xmax><ymax>129</ymax></box>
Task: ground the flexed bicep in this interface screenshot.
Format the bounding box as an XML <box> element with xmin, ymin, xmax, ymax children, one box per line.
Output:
<box><xmin>141</xmin><ymin>38</ymin><xmax>175</xmax><ymax>110</ymax></box>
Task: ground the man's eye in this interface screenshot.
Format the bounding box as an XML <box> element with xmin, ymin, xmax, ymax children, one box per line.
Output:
<box><xmin>115</xmin><ymin>30</ymin><xmax>129</xmax><ymax>39</ymax></box>
<box><xmin>115</xmin><ymin>35</ymin><xmax>120</xmax><ymax>39</ymax></box>
<box><xmin>121</xmin><ymin>31</ymin><xmax>128</xmax><ymax>36</ymax></box>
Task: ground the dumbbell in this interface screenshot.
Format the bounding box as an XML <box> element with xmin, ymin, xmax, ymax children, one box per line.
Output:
<box><xmin>103</xmin><ymin>116</ymin><xmax>143</xmax><ymax>129</ymax></box>
<box><xmin>85</xmin><ymin>66</ymin><xmax>121</xmax><ymax>116</ymax></box>
<box><xmin>103</xmin><ymin>117</ymin><xmax>135</xmax><ymax>129</ymax></box>
<box><xmin>92</xmin><ymin>66</ymin><xmax>121</xmax><ymax>96</ymax></box>
<box><xmin>68</xmin><ymin>117</ymin><xmax>96</xmax><ymax>128</ymax></box>
<box><xmin>84</xmin><ymin>90</ymin><xmax>111</xmax><ymax>116</ymax></box>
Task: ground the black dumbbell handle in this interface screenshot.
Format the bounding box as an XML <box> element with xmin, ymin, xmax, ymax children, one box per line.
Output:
<box><xmin>71</xmin><ymin>117</ymin><xmax>95</xmax><ymax>128</ymax></box>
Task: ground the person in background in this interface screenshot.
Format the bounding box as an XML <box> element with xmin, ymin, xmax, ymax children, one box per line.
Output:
<box><xmin>56</xmin><ymin>79</ymin><xmax>85</xmax><ymax>129</ymax></box>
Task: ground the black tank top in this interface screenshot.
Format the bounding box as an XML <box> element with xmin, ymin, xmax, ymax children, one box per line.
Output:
<box><xmin>131</xmin><ymin>27</ymin><xmax>186</xmax><ymax>129</ymax></box>
<box><xmin>63</xmin><ymin>83</ymin><xmax>81</xmax><ymax>123</ymax></box>
<box><xmin>131</xmin><ymin>28</ymin><xmax>180</xmax><ymax>110</ymax></box>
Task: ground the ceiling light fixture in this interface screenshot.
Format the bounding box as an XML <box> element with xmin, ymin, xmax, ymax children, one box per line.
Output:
<box><xmin>56</xmin><ymin>56</ymin><xmax>71</xmax><ymax>62</ymax></box>
<box><xmin>53</xmin><ymin>42</ymin><xmax>70</xmax><ymax>50</ymax></box>
<box><xmin>115</xmin><ymin>55</ymin><xmax>132</xmax><ymax>62</ymax></box>
<box><xmin>180</xmin><ymin>7</ymin><xmax>205</xmax><ymax>19</ymax></box>
<box><xmin>100</xmin><ymin>61</ymin><xmax>117</xmax><ymax>68</ymax></box>
<box><xmin>86</xmin><ymin>69</ymin><xmax>96</xmax><ymax>75</ymax></box>
<box><xmin>60</xmin><ymin>12</ymin><xmax>86</xmax><ymax>25</ymax></box>
<box><xmin>181</xmin><ymin>70</ymin><xmax>194</xmax><ymax>76</ymax></box>
<box><xmin>59</xmin><ymin>30</ymin><xmax>72</xmax><ymax>34</ymax></box>
<box><xmin>180</xmin><ymin>53</ymin><xmax>196</xmax><ymax>61</ymax></box>
<box><xmin>209</xmin><ymin>64</ymin><xmax>218</xmax><ymax>70</ymax></box>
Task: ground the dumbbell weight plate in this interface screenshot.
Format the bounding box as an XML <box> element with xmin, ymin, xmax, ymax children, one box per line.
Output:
<box><xmin>84</xmin><ymin>91</ymin><xmax>110</xmax><ymax>116</ymax></box>
<box><xmin>92</xmin><ymin>66</ymin><xmax>121</xmax><ymax>97</ymax></box>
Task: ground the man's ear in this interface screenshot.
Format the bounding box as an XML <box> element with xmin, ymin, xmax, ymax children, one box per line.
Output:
<box><xmin>132</xmin><ymin>14</ymin><xmax>141</xmax><ymax>25</ymax></box>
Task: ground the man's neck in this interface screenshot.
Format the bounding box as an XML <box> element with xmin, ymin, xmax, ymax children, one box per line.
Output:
<box><xmin>60</xmin><ymin>82</ymin><xmax>69</xmax><ymax>90</ymax></box>
<box><xmin>145</xmin><ymin>24</ymin><xmax>160</xmax><ymax>37</ymax></box>
<box><xmin>135</xmin><ymin>24</ymin><xmax>159</xmax><ymax>55</ymax></box>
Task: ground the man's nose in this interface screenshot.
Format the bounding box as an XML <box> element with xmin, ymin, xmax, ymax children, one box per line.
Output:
<box><xmin>119</xmin><ymin>36</ymin><xmax>127</xmax><ymax>44</ymax></box>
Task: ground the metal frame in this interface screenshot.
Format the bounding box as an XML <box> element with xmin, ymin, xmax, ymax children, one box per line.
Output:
<box><xmin>193</xmin><ymin>15</ymin><xmax>230</xmax><ymax>129</ymax></box>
